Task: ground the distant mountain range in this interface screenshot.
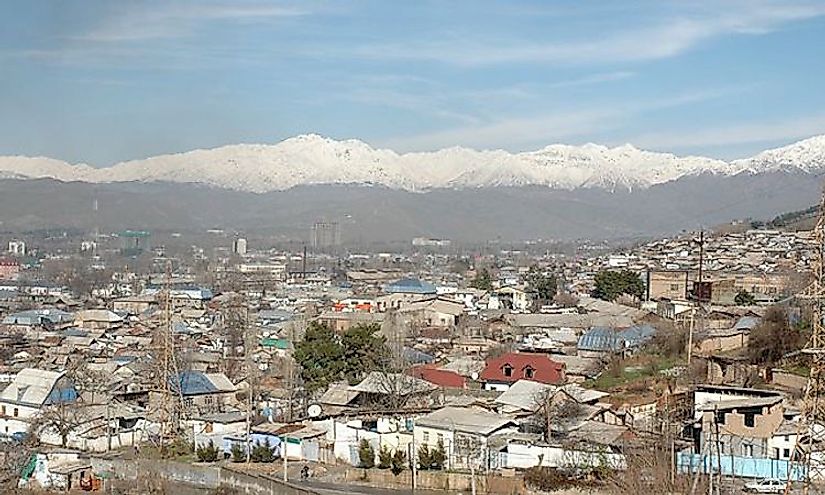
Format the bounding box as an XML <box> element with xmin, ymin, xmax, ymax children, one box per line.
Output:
<box><xmin>0</xmin><ymin>135</ymin><xmax>822</xmax><ymax>242</ymax></box>
<box><xmin>1</xmin><ymin>134</ymin><xmax>825</xmax><ymax>193</ymax></box>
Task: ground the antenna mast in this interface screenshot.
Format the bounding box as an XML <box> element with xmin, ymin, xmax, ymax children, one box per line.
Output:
<box><xmin>791</xmin><ymin>186</ymin><xmax>825</xmax><ymax>493</ymax></box>
<box><xmin>156</xmin><ymin>261</ymin><xmax>185</xmax><ymax>450</ymax></box>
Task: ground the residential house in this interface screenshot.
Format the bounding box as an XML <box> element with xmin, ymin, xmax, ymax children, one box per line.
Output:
<box><xmin>397</xmin><ymin>297</ymin><xmax>464</xmax><ymax>328</ymax></box>
<box><xmin>73</xmin><ymin>309</ymin><xmax>124</xmax><ymax>332</ymax></box>
<box><xmin>169</xmin><ymin>371</ymin><xmax>238</xmax><ymax>415</ymax></box>
<box><xmin>414</xmin><ymin>406</ymin><xmax>518</xmax><ymax>469</ymax></box>
<box><xmin>480</xmin><ymin>352</ymin><xmax>566</xmax><ymax>392</ymax></box>
<box><xmin>0</xmin><ymin>368</ymin><xmax>78</xmax><ymax>439</ymax></box>
<box><xmin>111</xmin><ymin>294</ymin><xmax>156</xmax><ymax>315</ymax></box>
<box><xmin>409</xmin><ymin>364</ymin><xmax>466</xmax><ymax>389</ymax></box>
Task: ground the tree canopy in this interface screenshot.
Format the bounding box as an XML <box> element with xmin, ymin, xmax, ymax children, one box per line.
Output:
<box><xmin>591</xmin><ymin>270</ymin><xmax>645</xmax><ymax>301</ymax></box>
<box><xmin>526</xmin><ymin>266</ymin><xmax>558</xmax><ymax>302</ymax></box>
<box><xmin>293</xmin><ymin>322</ymin><xmax>390</xmax><ymax>393</ymax></box>
<box><xmin>734</xmin><ymin>290</ymin><xmax>756</xmax><ymax>305</ymax></box>
<box><xmin>470</xmin><ymin>268</ymin><xmax>493</xmax><ymax>291</ymax></box>
<box><xmin>747</xmin><ymin>306</ymin><xmax>807</xmax><ymax>365</ymax></box>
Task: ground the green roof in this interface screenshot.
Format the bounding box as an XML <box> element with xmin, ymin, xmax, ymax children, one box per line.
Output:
<box><xmin>119</xmin><ymin>230</ymin><xmax>151</xmax><ymax>238</ymax></box>
<box><xmin>261</xmin><ymin>337</ymin><xmax>289</xmax><ymax>349</ymax></box>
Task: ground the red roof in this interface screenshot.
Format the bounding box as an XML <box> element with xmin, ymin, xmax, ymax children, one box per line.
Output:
<box><xmin>480</xmin><ymin>352</ymin><xmax>565</xmax><ymax>385</ymax></box>
<box><xmin>409</xmin><ymin>364</ymin><xmax>466</xmax><ymax>389</ymax></box>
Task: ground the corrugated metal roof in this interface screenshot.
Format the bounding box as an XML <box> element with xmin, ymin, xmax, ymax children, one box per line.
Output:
<box><xmin>577</xmin><ymin>324</ymin><xmax>656</xmax><ymax>352</ymax></box>
<box><xmin>384</xmin><ymin>278</ymin><xmax>437</xmax><ymax>294</ymax></box>
<box><xmin>171</xmin><ymin>371</ymin><xmax>235</xmax><ymax>396</ymax></box>
<box><xmin>0</xmin><ymin>368</ymin><xmax>76</xmax><ymax>407</ymax></box>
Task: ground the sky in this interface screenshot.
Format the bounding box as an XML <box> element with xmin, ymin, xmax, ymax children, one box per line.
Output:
<box><xmin>2</xmin><ymin>0</ymin><xmax>825</xmax><ymax>165</ymax></box>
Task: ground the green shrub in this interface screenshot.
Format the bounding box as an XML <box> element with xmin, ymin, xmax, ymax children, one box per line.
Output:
<box><xmin>377</xmin><ymin>445</ymin><xmax>392</xmax><ymax>469</ymax></box>
<box><xmin>230</xmin><ymin>443</ymin><xmax>245</xmax><ymax>462</ymax></box>
<box><xmin>196</xmin><ymin>440</ymin><xmax>220</xmax><ymax>462</ymax></box>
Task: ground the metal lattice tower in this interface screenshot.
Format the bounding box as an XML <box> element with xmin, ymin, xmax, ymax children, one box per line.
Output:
<box><xmin>154</xmin><ymin>262</ymin><xmax>185</xmax><ymax>448</ymax></box>
<box><xmin>794</xmin><ymin>186</ymin><xmax>825</xmax><ymax>493</ymax></box>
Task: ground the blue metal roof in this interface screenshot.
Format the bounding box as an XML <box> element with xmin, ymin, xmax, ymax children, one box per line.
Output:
<box><xmin>171</xmin><ymin>371</ymin><xmax>217</xmax><ymax>396</ymax></box>
<box><xmin>734</xmin><ymin>316</ymin><xmax>761</xmax><ymax>331</ymax></box>
<box><xmin>577</xmin><ymin>324</ymin><xmax>656</xmax><ymax>352</ymax></box>
<box><xmin>403</xmin><ymin>347</ymin><xmax>435</xmax><ymax>364</ymax></box>
<box><xmin>384</xmin><ymin>278</ymin><xmax>437</xmax><ymax>294</ymax></box>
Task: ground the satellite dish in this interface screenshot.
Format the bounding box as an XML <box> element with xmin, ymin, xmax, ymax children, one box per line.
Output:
<box><xmin>471</xmin><ymin>372</ymin><xmax>479</xmax><ymax>381</ymax></box>
<box><xmin>307</xmin><ymin>404</ymin><xmax>322</xmax><ymax>418</ymax></box>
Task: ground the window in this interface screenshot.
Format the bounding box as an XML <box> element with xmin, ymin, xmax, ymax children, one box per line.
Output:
<box><xmin>437</xmin><ymin>433</ymin><xmax>444</xmax><ymax>444</ymax></box>
<box><xmin>524</xmin><ymin>367</ymin><xmax>535</xmax><ymax>379</ymax></box>
<box><xmin>0</xmin><ymin>405</ymin><xmax>5</xmax><ymax>416</ymax></box>
<box><xmin>13</xmin><ymin>408</ymin><xmax>18</xmax><ymax>417</ymax></box>
<box><xmin>714</xmin><ymin>411</ymin><xmax>726</xmax><ymax>425</ymax></box>
<box><xmin>784</xmin><ymin>449</ymin><xmax>791</xmax><ymax>459</ymax></box>
<box><xmin>423</xmin><ymin>431</ymin><xmax>430</xmax><ymax>443</ymax></box>
<box><xmin>743</xmin><ymin>444</ymin><xmax>754</xmax><ymax>457</ymax></box>
<box><xmin>744</xmin><ymin>412</ymin><xmax>756</xmax><ymax>428</ymax></box>
<box><xmin>503</xmin><ymin>365</ymin><xmax>513</xmax><ymax>377</ymax></box>
<box><xmin>784</xmin><ymin>435</ymin><xmax>790</xmax><ymax>443</ymax></box>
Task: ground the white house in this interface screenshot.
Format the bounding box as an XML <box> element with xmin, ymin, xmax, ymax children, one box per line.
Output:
<box><xmin>0</xmin><ymin>368</ymin><xmax>78</xmax><ymax>439</ymax></box>
<box><xmin>413</xmin><ymin>406</ymin><xmax>518</xmax><ymax>469</ymax></box>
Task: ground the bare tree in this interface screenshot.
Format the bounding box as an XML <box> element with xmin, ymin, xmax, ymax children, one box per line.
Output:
<box><xmin>31</xmin><ymin>401</ymin><xmax>83</xmax><ymax>448</ymax></box>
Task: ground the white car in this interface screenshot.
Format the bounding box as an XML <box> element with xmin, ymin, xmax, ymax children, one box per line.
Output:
<box><xmin>744</xmin><ymin>478</ymin><xmax>788</xmax><ymax>493</ymax></box>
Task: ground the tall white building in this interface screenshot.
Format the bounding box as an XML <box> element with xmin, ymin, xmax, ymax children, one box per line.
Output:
<box><xmin>8</xmin><ymin>240</ymin><xmax>25</xmax><ymax>256</ymax></box>
<box><xmin>233</xmin><ymin>237</ymin><xmax>248</xmax><ymax>255</ymax></box>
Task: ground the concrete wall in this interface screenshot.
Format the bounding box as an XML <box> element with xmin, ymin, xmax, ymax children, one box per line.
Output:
<box><xmin>344</xmin><ymin>467</ymin><xmax>526</xmax><ymax>494</ymax></box>
<box><xmin>90</xmin><ymin>458</ymin><xmax>318</xmax><ymax>495</ymax></box>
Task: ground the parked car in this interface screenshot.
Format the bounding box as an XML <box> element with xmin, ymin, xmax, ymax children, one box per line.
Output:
<box><xmin>744</xmin><ymin>478</ymin><xmax>787</xmax><ymax>493</ymax></box>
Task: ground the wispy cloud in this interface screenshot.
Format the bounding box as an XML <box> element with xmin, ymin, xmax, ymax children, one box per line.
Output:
<box><xmin>628</xmin><ymin>114</ymin><xmax>825</xmax><ymax>151</ymax></box>
<box><xmin>382</xmin><ymin>87</ymin><xmax>738</xmax><ymax>152</ymax></box>
<box><xmin>347</xmin><ymin>2</ymin><xmax>825</xmax><ymax>66</ymax></box>
<box><xmin>77</xmin><ymin>2</ymin><xmax>308</xmax><ymax>43</ymax></box>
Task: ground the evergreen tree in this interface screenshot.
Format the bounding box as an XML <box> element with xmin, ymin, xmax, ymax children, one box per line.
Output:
<box><xmin>417</xmin><ymin>444</ymin><xmax>432</xmax><ymax>470</ymax></box>
<box><xmin>358</xmin><ymin>439</ymin><xmax>376</xmax><ymax>469</ymax></box>
<box><xmin>471</xmin><ymin>268</ymin><xmax>493</xmax><ymax>291</ymax></box>
<box><xmin>230</xmin><ymin>442</ymin><xmax>245</xmax><ymax>462</ymax></box>
<box><xmin>196</xmin><ymin>439</ymin><xmax>220</xmax><ymax>462</ymax></box>
<box><xmin>430</xmin><ymin>439</ymin><xmax>447</xmax><ymax>470</ymax></box>
<box><xmin>391</xmin><ymin>448</ymin><xmax>407</xmax><ymax>475</ymax></box>
<box><xmin>377</xmin><ymin>445</ymin><xmax>393</xmax><ymax>469</ymax></box>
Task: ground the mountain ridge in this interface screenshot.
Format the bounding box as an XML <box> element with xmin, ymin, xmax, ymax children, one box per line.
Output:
<box><xmin>0</xmin><ymin>134</ymin><xmax>823</xmax><ymax>193</ymax></box>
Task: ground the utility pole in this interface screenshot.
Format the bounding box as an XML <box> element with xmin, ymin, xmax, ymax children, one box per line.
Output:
<box><xmin>244</xmin><ymin>300</ymin><xmax>252</xmax><ymax>464</ymax></box>
<box><xmin>787</xmin><ymin>185</ymin><xmax>825</xmax><ymax>495</ymax></box>
<box><xmin>687</xmin><ymin>229</ymin><xmax>706</xmax><ymax>368</ymax></box>
<box><xmin>283</xmin><ymin>438</ymin><xmax>288</xmax><ymax>482</ymax></box>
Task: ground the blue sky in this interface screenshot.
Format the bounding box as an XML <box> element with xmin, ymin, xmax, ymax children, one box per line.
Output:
<box><xmin>2</xmin><ymin>0</ymin><xmax>825</xmax><ymax>165</ymax></box>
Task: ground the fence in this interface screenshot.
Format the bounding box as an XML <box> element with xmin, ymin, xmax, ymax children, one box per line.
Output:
<box><xmin>677</xmin><ymin>452</ymin><xmax>806</xmax><ymax>481</ymax></box>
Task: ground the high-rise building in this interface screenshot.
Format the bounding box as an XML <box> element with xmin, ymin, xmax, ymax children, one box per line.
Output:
<box><xmin>312</xmin><ymin>222</ymin><xmax>341</xmax><ymax>249</ymax></box>
<box><xmin>7</xmin><ymin>240</ymin><xmax>25</xmax><ymax>256</ymax></box>
<box><xmin>233</xmin><ymin>237</ymin><xmax>248</xmax><ymax>255</ymax></box>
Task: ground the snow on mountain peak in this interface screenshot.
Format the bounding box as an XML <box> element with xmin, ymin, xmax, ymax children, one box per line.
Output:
<box><xmin>0</xmin><ymin>134</ymin><xmax>823</xmax><ymax>193</ymax></box>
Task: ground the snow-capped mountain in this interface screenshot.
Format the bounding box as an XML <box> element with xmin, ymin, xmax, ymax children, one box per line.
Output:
<box><xmin>0</xmin><ymin>134</ymin><xmax>823</xmax><ymax>193</ymax></box>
